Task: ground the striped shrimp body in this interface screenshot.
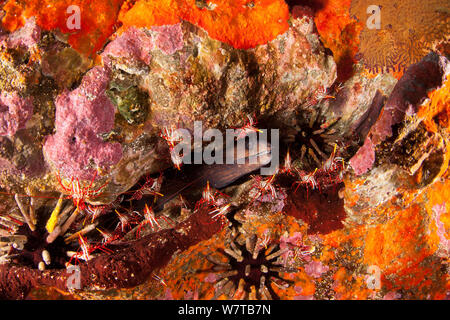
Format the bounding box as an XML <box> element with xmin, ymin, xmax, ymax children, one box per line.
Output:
<box><xmin>56</xmin><ymin>171</ymin><xmax>109</xmax><ymax>211</ymax></box>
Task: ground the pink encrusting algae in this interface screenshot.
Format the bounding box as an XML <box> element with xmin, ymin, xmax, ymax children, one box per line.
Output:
<box><xmin>0</xmin><ymin>17</ymin><xmax>41</xmax><ymax>50</ymax></box>
<box><xmin>0</xmin><ymin>92</ymin><xmax>34</xmax><ymax>136</ymax></box>
<box><xmin>43</xmin><ymin>23</ymin><xmax>187</xmax><ymax>180</ymax></box>
<box><xmin>102</xmin><ymin>26</ymin><xmax>155</xmax><ymax>65</ymax></box>
<box><xmin>102</xmin><ymin>23</ymin><xmax>184</xmax><ymax>65</ymax></box>
<box><xmin>43</xmin><ymin>66</ymin><xmax>122</xmax><ymax>180</ymax></box>
<box><xmin>349</xmin><ymin>137</ymin><xmax>375</xmax><ymax>176</ymax></box>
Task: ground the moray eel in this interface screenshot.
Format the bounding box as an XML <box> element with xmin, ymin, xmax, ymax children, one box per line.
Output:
<box><xmin>131</xmin><ymin>141</ymin><xmax>273</xmax><ymax>213</ymax></box>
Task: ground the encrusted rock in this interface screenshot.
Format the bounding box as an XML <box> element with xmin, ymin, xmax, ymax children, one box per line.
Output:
<box><xmin>0</xmin><ymin>13</ymin><xmax>338</xmax><ymax>205</ymax></box>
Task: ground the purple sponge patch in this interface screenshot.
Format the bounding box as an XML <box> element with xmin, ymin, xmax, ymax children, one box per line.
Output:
<box><xmin>0</xmin><ymin>92</ymin><xmax>34</xmax><ymax>136</ymax></box>
<box><xmin>43</xmin><ymin>66</ymin><xmax>122</xmax><ymax>180</ymax></box>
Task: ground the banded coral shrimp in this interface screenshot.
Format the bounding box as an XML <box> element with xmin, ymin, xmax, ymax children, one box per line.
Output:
<box><xmin>55</xmin><ymin>170</ymin><xmax>110</xmax><ymax>212</ymax></box>
<box><xmin>248</xmin><ymin>174</ymin><xmax>278</xmax><ymax>203</ymax></box>
<box><xmin>129</xmin><ymin>173</ymin><xmax>163</xmax><ymax>202</ymax></box>
<box><xmin>270</xmin><ymin>147</ymin><xmax>348</xmax><ymax>235</ymax></box>
<box><xmin>193</xmin><ymin>182</ymin><xmax>233</xmax><ymax>232</ymax></box>
<box><xmin>134</xmin><ymin>204</ymin><xmax>176</xmax><ymax>238</ymax></box>
<box><xmin>291</xmin><ymin>150</ymin><xmax>346</xmax><ymax>200</ymax></box>
<box><xmin>160</xmin><ymin>125</ymin><xmax>185</xmax><ymax>170</ymax></box>
<box><xmin>235</xmin><ymin>114</ymin><xmax>263</xmax><ymax>139</ymax></box>
<box><xmin>303</xmin><ymin>85</ymin><xmax>337</xmax><ymax>109</ymax></box>
<box><xmin>274</xmin><ymin>98</ymin><xmax>349</xmax><ymax>199</ymax></box>
<box><xmin>0</xmin><ymin>169</ymin><xmax>174</xmax><ymax>271</ymax></box>
<box><xmin>0</xmin><ymin>123</ymin><xmax>275</xmax><ymax>283</ymax></box>
<box><xmin>0</xmin><ymin>168</ymin><xmax>114</xmax><ymax>234</ymax></box>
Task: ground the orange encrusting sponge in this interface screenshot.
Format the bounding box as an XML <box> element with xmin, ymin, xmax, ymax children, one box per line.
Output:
<box><xmin>1</xmin><ymin>0</ymin><xmax>290</xmax><ymax>56</ymax></box>
<box><xmin>118</xmin><ymin>0</ymin><xmax>290</xmax><ymax>50</ymax></box>
<box><xmin>1</xmin><ymin>0</ymin><xmax>125</xmax><ymax>57</ymax></box>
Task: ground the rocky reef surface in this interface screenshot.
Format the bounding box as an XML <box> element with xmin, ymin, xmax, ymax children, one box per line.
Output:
<box><xmin>0</xmin><ymin>0</ymin><xmax>448</xmax><ymax>300</ymax></box>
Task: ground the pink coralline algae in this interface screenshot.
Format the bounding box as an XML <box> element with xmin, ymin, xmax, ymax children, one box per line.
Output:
<box><xmin>383</xmin><ymin>291</ymin><xmax>402</xmax><ymax>300</ymax></box>
<box><xmin>280</xmin><ymin>232</ymin><xmax>302</xmax><ymax>252</ymax></box>
<box><xmin>43</xmin><ymin>66</ymin><xmax>122</xmax><ymax>180</ymax></box>
<box><xmin>162</xmin><ymin>288</ymin><xmax>174</xmax><ymax>300</ymax></box>
<box><xmin>151</xmin><ymin>24</ymin><xmax>184</xmax><ymax>55</ymax></box>
<box><xmin>304</xmin><ymin>260</ymin><xmax>329</xmax><ymax>279</ymax></box>
<box><xmin>183</xmin><ymin>289</ymin><xmax>199</xmax><ymax>300</ymax></box>
<box><xmin>349</xmin><ymin>137</ymin><xmax>375</xmax><ymax>176</ymax></box>
<box><xmin>102</xmin><ymin>27</ymin><xmax>154</xmax><ymax>65</ymax></box>
<box><xmin>255</xmin><ymin>188</ymin><xmax>287</xmax><ymax>213</ymax></box>
<box><xmin>0</xmin><ymin>18</ymin><xmax>41</xmax><ymax>50</ymax></box>
<box><xmin>204</xmin><ymin>273</ymin><xmax>218</xmax><ymax>283</ymax></box>
<box><xmin>0</xmin><ymin>91</ymin><xmax>34</xmax><ymax>136</ymax></box>
<box><xmin>102</xmin><ymin>24</ymin><xmax>184</xmax><ymax>65</ymax></box>
<box><xmin>432</xmin><ymin>203</ymin><xmax>450</xmax><ymax>255</ymax></box>
<box><xmin>43</xmin><ymin>23</ymin><xmax>185</xmax><ymax>181</ymax></box>
<box><xmin>279</xmin><ymin>232</ymin><xmax>313</xmax><ymax>266</ymax></box>
<box><xmin>293</xmin><ymin>286</ymin><xmax>314</xmax><ymax>300</ymax></box>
